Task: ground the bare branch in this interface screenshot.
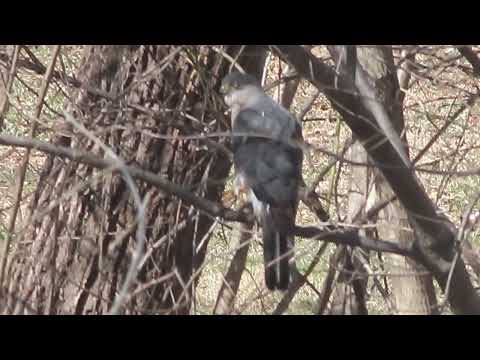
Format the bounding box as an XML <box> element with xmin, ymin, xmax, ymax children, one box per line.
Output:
<box><xmin>0</xmin><ymin>134</ymin><xmax>253</xmax><ymax>224</ymax></box>
<box><xmin>294</xmin><ymin>226</ymin><xmax>416</xmax><ymax>259</ymax></box>
<box><xmin>213</xmin><ymin>223</ymin><xmax>252</xmax><ymax>315</ymax></box>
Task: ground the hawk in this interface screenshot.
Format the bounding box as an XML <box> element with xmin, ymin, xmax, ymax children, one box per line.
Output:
<box><xmin>220</xmin><ymin>71</ymin><xmax>304</xmax><ymax>290</ymax></box>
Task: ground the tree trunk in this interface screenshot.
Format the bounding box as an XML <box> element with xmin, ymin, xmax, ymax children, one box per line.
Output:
<box><xmin>0</xmin><ymin>45</ymin><xmax>266</xmax><ymax>314</ymax></box>
<box><xmin>325</xmin><ymin>45</ymin><xmax>437</xmax><ymax>315</ymax></box>
<box><xmin>357</xmin><ymin>46</ymin><xmax>438</xmax><ymax>314</ymax></box>
<box><xmin>328</xmin><ymin>140</ymin><xmax>370</xmax><ymax>315</ymax></box>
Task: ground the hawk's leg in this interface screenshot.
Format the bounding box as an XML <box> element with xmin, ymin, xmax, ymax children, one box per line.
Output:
<box><xmin>234</xmin><ymin>173</ymin><xmax>263</xmax><ymax>237</ymax></box>
<box><xmin>234</xmin><ymin>173</ymin><xmax>250</xmax><ymax>206</ymax></box>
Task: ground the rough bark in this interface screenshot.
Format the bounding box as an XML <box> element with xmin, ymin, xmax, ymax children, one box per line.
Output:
<box><xmin>0</xmin><ymin>45</ymin><xmax>266</xmax><ymax>314</ymax></box>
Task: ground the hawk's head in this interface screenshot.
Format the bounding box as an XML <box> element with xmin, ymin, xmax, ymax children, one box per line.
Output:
<box><xmin>220</xmin><ymin>71</ymin><xmax>262</xmax><ymax>107</ymax></box>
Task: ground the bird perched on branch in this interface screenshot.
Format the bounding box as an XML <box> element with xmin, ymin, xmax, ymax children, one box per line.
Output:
<box><xmin>220</xmin><ymin>71</ymin><xmax>304</xmax><ymax>290</ymax></box>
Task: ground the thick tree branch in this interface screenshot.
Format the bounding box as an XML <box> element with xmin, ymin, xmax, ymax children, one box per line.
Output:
<box><xmin>295</xmin><ymin>226</ymin><xmax>416</xmax><ymax>259</ymax></box>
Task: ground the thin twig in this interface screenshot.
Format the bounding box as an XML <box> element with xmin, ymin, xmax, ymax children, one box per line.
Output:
<box><xmin>272</xmin><ymin>242</ymin><xmax>329</xmax><ymax>315</ymax></box>
<box><xmin>0</xmin><ymin>45</ymin><xmax>60</xmax><ymax>289</ymax></box>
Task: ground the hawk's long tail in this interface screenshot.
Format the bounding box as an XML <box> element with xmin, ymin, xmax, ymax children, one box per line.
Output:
<box><xmin>261</xmin><ymin>206</ymin><xmax>295</xmax><ymax>291</ymax></box>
